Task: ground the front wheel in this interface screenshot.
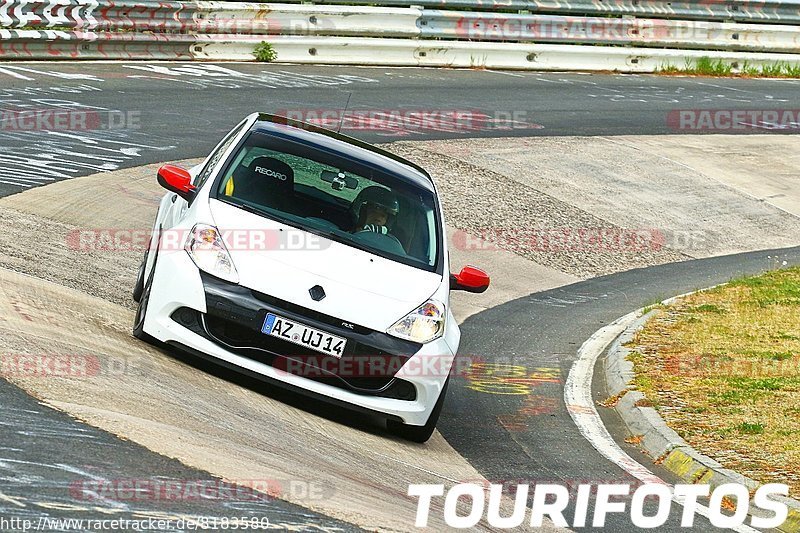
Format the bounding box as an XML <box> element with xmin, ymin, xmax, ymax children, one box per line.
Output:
<box><xmin>387</xmin><ymin>378</ymin><xmax>450</xmax><ymax>443</ymax></box>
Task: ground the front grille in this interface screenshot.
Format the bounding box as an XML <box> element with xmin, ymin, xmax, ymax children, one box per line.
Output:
<box><xmin>171</xmin><ymin>307</ymin><xmax>417</xmax><ymax>401</ymax></box>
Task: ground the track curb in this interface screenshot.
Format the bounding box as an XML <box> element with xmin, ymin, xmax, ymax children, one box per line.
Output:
<box><xmin>603</xmin><ymin>292</ymin><xmax>800</xmax><ymax>533</ymax></box>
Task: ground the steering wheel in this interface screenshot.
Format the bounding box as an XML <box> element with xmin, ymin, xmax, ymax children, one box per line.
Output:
<box><xmin>353</xmin><ymin>229</ymin><xmax>405</xmax><ymax>255</ymax></box>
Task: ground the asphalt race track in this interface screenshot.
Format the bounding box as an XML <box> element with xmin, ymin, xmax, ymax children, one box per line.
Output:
<box><xmin>1</xmin><ymin>62</ymin><xmax>799</xmax><ymax>197</ymax></box>
<box><xmin>444</xmin><ymin>246</ymin><xmax>800</xmax><ymax>531</ymax></box>
<box><xmin>0</xmin><ymin>380</ymin><xmax>359</xmax><ymax>531</ymax></box>
<box><xmin>1</xmin><ymin>62</ymin><xmax>799</xmax><ymax>531</ymax></box>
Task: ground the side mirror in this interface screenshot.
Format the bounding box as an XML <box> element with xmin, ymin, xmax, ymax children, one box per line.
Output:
<box><xmin>450</xmin><ymin>266</ymin><xmax>490</xmax><ymax>293</ymax></box>
<box><xmin>157</xmin><ymin>165</ymin><xmax>196</xmax><ymax>203</ymax></box>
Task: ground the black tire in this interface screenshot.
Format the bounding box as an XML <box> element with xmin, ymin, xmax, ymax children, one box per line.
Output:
<box><xmin>132</xmin><ymin>241</ymin><xmax>157</xmax><ymax>343</ymax></box>
<box><xmin>132</xmin><ymin>247</ymin><xmax>149</xmax><ymax>303</ymax></box>
<box><xmin>387</xmin><ymin>377</ymin><xmax>450</xmax><ymax>443</ymax></box>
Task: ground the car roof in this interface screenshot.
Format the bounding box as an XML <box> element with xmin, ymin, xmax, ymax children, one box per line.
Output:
<box><xmin>252</xmin><ymin>114</ymin><xmax>435</xmax><ymax>193</ymax></box>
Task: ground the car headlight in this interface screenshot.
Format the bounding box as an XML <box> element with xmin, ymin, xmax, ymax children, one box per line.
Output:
<box><xmin>387</xmin><ymin>300</ymin><xmax>445</xmax><ymax>343</ymax></box>
<box><xmin>184</xmin><ymin>223</ymin><xmax>239</xmax><ymax>283</ymax></box>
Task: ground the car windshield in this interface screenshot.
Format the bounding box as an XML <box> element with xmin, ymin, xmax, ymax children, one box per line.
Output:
<box><xmin>213</xmin><ymin>131</ymin><xmax>440</xmax><ymax>272</ymax></box>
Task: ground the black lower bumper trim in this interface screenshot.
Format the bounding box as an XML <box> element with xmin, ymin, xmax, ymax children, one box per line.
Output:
<box><xmin>188</xmin><ymin>273</ymin><xmax>422</xmax><ymax>400</ymax></box>
<box><xmin>171</xmin><ymin>307</ymin><xmax>417</xmax><ymax>401</ymax></box>
<box><xmin>166</xmin><ymin>340</ymin><xmax>405</xmax><ymax>424</ymax></box>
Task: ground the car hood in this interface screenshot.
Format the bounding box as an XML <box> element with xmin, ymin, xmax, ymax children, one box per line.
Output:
<box><xmin>208</xmin><ymin>199</ymin><xmax>442</xmax><ymax>331</ymax></box>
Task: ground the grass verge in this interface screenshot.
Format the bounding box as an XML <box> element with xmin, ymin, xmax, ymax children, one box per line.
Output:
<box><xmin>658</xmin><ymin>57</ymin><xmax>800</xmax><ymax>78</ymax></box>
<box><xmin>628</xmin><ymin>267</ymin><xmax>800</xmax><ymax>494</ymax></box>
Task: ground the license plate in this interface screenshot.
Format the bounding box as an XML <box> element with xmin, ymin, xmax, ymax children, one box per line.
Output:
<box><xmin>262</xmin><ymin>313</ymin><xmax>346</xmax><ymax>358</ymax></box>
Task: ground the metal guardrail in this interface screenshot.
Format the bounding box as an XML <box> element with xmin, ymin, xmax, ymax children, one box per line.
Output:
<box><xmin>2</xmin><ymin>0</ymin><xmax>800</xmax><ymax>70</ymax></box>
<box><xmin>421</xmin><ymin>12</ymin><xmax>800</xmax><ymax>53</ymax></box>
<box><xmin>3</xmin><ymin>1</ymin><xmax>800</xmax><ymax>53</ymax></box>
<box><xmin>234</xmin><ymin>0</ymin><xmax>800</xmax><ymax>25</ymax></box>
<box><xmin>0</xmin><ymin>29</ymin><xmax>196</xmax><ymax>59</ymax></box>
<box><xmin>198</xmin><ymin>3</ymin><xmax>419</xmax><ymax>37</ymax></box>
<box><xmin>6</xmin><ymin>30</ymin><xmax>800</xmax><ymax>70</ymax></box>
<box><xmin>0</xmin><ymin>1</ymin><xmax>420</xmax><ymax>36</ymax></box>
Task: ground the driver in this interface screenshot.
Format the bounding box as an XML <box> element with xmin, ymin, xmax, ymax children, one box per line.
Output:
<box><xmin>360</xmin><ymin>203</ymin><xmax>392</xmax><ymax>234</ymax></box>
<box><xmin>352</xmin><ymin>188</ymin><xmax>400</xmax><ymax>235</ymax></box>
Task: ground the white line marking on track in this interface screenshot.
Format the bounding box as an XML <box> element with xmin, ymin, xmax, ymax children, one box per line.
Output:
<box><xmin>564</xmin><ymin>310</ymin><xmax>759</xmax><ymax>533</ymax></box>
<box><xmin>0</xmin><ymin>491</ymin><xmax>26</xmax><ymax>507</ymax></box>
<box><xmin>484</xmin><ymin>69</ymin><xmax>525</xmax><ymax>78</ymax></box>
<box><xmin>0</xmin><ymin>67</ymin><xmax>35</xmax><ymax>81</ymax></box>
<box><xmin>0</xmin><ymin>180</ymin><xmax>32</xmax><ymax>188</ymax></box>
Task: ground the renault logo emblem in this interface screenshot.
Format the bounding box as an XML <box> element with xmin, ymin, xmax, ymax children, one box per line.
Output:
<box><xmin>309</xmin><ymin>285</ymin><xmax>326</xmax><ymax>301</ymax></box>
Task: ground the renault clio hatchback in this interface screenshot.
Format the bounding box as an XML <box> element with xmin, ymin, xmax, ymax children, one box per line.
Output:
<box><xmin>132</xmin><ymin>114</ymin><xmax>489</xmax><ymax>442</ymax></box>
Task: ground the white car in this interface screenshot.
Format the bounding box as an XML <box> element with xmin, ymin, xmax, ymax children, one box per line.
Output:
<box><xmin>132</xmin><ymin>114</ymin><xmax>489</xmax><ymax>442</ymax></box>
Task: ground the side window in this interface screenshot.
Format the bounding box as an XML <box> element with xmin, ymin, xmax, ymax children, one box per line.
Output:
<box><xmin>193</xmin><ymin>121</ymin><xmax>247</xmax><ymax>189</ymax></box>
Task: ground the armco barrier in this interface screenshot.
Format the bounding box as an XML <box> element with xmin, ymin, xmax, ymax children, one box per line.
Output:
<box><xmin>0</xmin><ymin>1</ymin><xmax>421</xmax><ymax>37</ymax></box>
<box><xmin>236</xmin><ymin>36</ymin><xmax>800</xmax><ymax>68</ymax></box>
<box><xmin>0</xmin><ymin>29</ymin><xmax>195</xmax><ymax>59</ymax></box>
<box><xmin>422</xmin><ymin>12</ymin><xmax>800</xmax><ymax>53</ymax></box>
<box><xmin>197</xmin><ymin>3</ymin><xmax>419</xmax><ymax>37</ymax></box>
<box><xmin>2</xmin><ymin>0</ymin><xmax>800</xmax><ymax>70</ymax></box>
<box><xmin>7</xmin><ymin>30</ymin><xmax>800</xmax><ymax>71</ymax></box>
<box><xmin>233</xmin><ymin>0</ymin><xmax>800</xmax><ymax>25</ymax></box>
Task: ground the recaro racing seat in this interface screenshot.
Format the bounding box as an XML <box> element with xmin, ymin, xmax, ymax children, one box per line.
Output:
<box><xmin>227</xmin><ymin>156</ymin><xmax>295</xmax><ymax>213</ymax></box>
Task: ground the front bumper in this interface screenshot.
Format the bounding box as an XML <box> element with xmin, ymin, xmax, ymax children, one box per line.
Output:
<box><xmin>143</xmin><ymin>250</ymin><xmax>458</xmax><ymax>426</ymax></box>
